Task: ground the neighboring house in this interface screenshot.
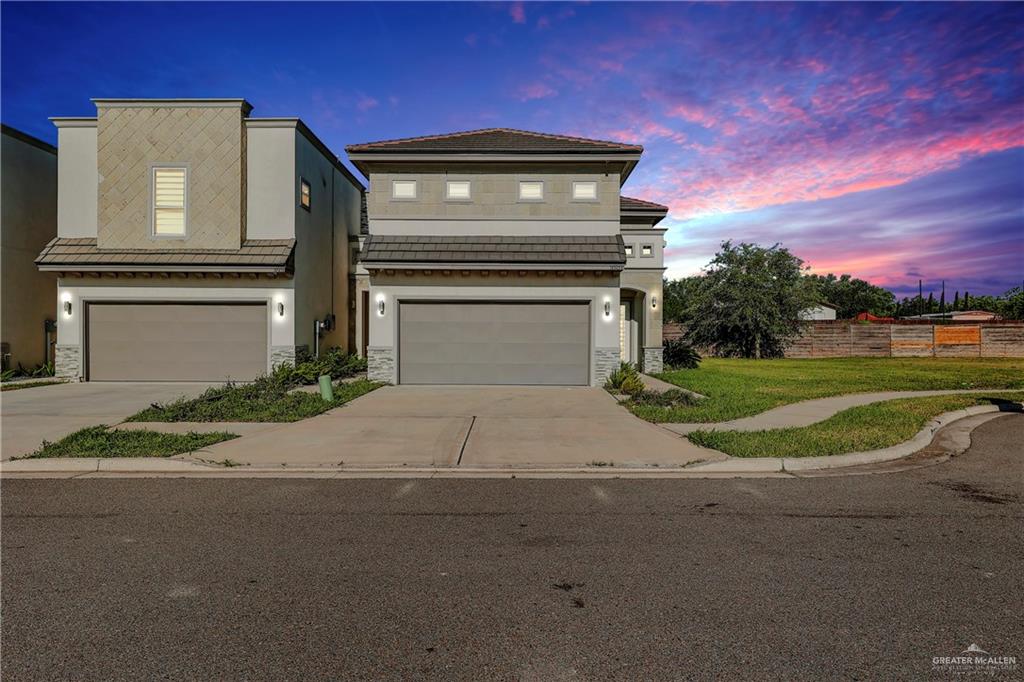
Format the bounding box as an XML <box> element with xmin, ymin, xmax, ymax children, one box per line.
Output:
<box><xmin>36</xmin><ymin>99</ymin><xmax>363</xmax><ymax>381</ymax></box>
<box><xmin>1</xmin><ymin>125</ymin><xmax>58</xmax><ymax>372</ymax></box>
<box><xmin>346</xmin><ymin>128</ymin><xmax>668</xmax><ymax>386</ymax></box>
<box><xmin>800</xmin><ymin>303</ymin><xmax>838</xmax><ymax>321</ymax></box>
<box><xmin>952</xmin><ymin>310</ymin><xmax>999</xmax><ymax>322</ymax></box>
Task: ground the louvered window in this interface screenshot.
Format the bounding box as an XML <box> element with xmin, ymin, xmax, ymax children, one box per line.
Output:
<box><xmin>153</xmin><ymin>167</ymin><xmax>187</xmax><ymax>236</ymax></box>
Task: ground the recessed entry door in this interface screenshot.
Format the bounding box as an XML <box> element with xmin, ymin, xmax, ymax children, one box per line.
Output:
<box><xmin>398</xmin><ymin>301</ymin><xmax>590</xmax><ymax>385</ymax></box>
<box><xmin>86</xmin><ymin>302</ymin><xmax>268</xmax><ymax>381</ymax></box>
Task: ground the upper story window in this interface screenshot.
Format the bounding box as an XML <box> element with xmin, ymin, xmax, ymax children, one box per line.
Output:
<box><xmin>391</xmin><ymin>179</ymin><xmax>418</xmax><ymax>200</ymax></box>
<box><xmin>641</xmin><ymin>244</ymin><xmax>653</xmax><ymax>257</ymax></box>
<box><xmin>572</xmin><ymin>181</ymin><xmax>598</xmax><ymax>201</ymax></box>
<box><xmin>300</xmin><ymin>178</ymin><xmax>311</xmax><ymax>210</ymax></box>
<box><xmin>152</xmin><ymin>167</ymin><xmax>187</xmax><ymax>237</ymax></box>
<box><xmin>446</xmin><ymin>180</ymin><xmax>471</xmax><ymax>201</ymax></box>
<box><xmin>518</xmin><ymin>180</ymin><xmax>544</xmax><ymax>201</ymax></box>
<box><xmin>624</xmin><ymin>244</ymin><xmax>634</xmax><ymax>257</ymax></box>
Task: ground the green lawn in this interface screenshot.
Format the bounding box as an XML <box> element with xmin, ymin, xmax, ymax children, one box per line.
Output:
<box><xmin>22</xmin><ymin>426</ymin><xmax>237</xmax><ymax>459</ymax></box>
<box><xmin>128</xmin><ymin>378</ymin><xmax>382</xmax><ymax>423</ymax></box>
<box><xmin>633</xmin><ymin>357</ymin><xmax>1024</xmax><ymax>423</ymax></box>
<box><xmin>687</xmin><ymin>392</ymin><xmax>1024</xmax><ymax>458</ymax></box>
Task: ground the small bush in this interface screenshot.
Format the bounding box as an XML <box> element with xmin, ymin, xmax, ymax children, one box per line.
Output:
<box><xmin>663</xmin><ymin>339</ymin><xmax>701</xmax><ymax>370</ymax></box>
<box><xmin>628</xmin><ymin>388</ymin><xmax>699</xmax><ymax>408</ymax></box>
<box><xmin>619</xmin><ymin>373</ymin><xmax>646</xmax><ymax>396</ymax></box>
<box><xmin>604</xmin><ymin>362</ymin><xmax>640</xmax><ymax>391</ymax></box>
<box><xmin>286</xmin><ymin>348</ymin><xmax>367</xmax><ymax>385</ymax></box>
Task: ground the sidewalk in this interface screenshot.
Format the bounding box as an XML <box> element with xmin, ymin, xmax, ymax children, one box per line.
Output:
<box><xmin>2</xmin><ymin>406</ymin><xmax>1010</xmax><ymax>478</ymax></box>
<box><xmin>659</xmin><ymin>388</ymin><xmax>1009</xmax><ymax>435</ymax></box>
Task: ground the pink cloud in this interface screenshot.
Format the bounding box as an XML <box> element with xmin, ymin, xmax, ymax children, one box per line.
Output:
<box><xmin>666</xmin><ymin>103</ymin><xmax>717</xmax><ymax>128</ymax></box>
<box><xmin>517</xmin><ymin>82</ymin><xmax>557</xmax><ymax>102</ymax></box>
<box><xmin>509</xmin><ymin>2</ymin><xmax>525</xmax><ymax>24</ymax></box>
<box><xmin>355</xmin><ymin>94</ymin><xmax>378</xmax><ymax>112</ymax></box>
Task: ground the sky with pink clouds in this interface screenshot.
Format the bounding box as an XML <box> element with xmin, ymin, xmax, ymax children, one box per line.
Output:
<box><xmin>2</xmin><ymin>1</ymin><xmax>1021</xmax><ymax>297</ymax></box>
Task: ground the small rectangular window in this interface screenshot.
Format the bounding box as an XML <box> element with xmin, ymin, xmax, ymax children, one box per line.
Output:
<box><xmin>519</xmin><ymin>180</ymin><xmax>544</xmax><ymax>201</ymax></box>
<box><xmin>624</xmin><ymin>244</ymin><xmax>634</xmax><ymax>257</ymax></box>
<box><xmin>572</xmin><ymin>181</ymin><xmax>597</xmax><ymax>200</ymax></box>
<box><xmin>153</xmin><ymin>167</ymin><xmax>186</xmax><ymax>236</ymax></box>
<box><xmin>300</xmin><ymin>178</ymin><xmax>311</xmax><ymax>210</ymax></box>
<box><xmin>392</xmin><ymin>179</ymin><xmax>417</xmax><ymax>200</ymax></box>
<box><xmin>641</xmin><ymin>244</ymin><xmax>653</xmax><ymax>257</ymax></box>
<box><xmin>446</xmin><ymin>180</ymin><xmax>471</xmax><ymax>200</ymax></box>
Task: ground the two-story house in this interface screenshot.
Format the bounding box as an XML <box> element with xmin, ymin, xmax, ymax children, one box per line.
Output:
<box><xmin>345</xmin><ymin>128</ymin><xmax>667</xmax><ymax>386</ymax></box>
<box><xmin>36</xmin><ymin>99</ymin><xmax>363</xmax><ymax>381</ymax></box>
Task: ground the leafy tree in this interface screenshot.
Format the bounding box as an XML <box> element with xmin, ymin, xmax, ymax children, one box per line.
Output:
<box><xmin>953</xmin><ymin>291</ymin><xmax>960</xmax><ymax>311</ymax></box>
<box><xmin>998</xmin><ymin>287</ymin><xmax>1024</xmax><ymax>319</ymax></box>
<box><xmin>662</xmin><ymin>276</ymin><xmax>702</xmax><ymax>323</ymax></box>
<box><xmin>805</xmin><ymin>273</ymin><xmax>896</xmax><ymax>319</ymax></box>
<box><xmin>683</xmin><ymin>241</ymin><xmax>818</xmax><ymax>359</ymax></box>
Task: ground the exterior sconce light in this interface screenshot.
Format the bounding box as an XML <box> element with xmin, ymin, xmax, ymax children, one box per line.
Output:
<box><xmin>277</xmin><ymin>302</ymin><xmax>285</xmax><ymax>317</ymax></box>
<box><xmin>651</xmin><ymin>295</ymin><xmax>658</xmax><ymax>309</ymax></box>
<box><xmin>63</xmin><ymin>300</ymin><xmax>73</xmax><ymax>316</ymax></box>
<box><xmin>378</xmin><ymin>298</ymin><xmax>386</xmax><ymax>316</ymax></box>
<box><xmin>603</xmin><ymin>301</ymin><xmax>611</xmax><ymax>317</ymax></box>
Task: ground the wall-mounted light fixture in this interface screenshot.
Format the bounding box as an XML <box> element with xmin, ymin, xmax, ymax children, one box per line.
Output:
<box><xmin>378</xmin><ymin>298</ymin><xmax>386</xmax><ymax>316</ymax></box>
<box><xmin>276</xmin><ymin>302</ymin><xmax>284</xmax><ymax>317</ymax></box>
<box><xmin>63</xmin><ymin>300</ymin><xmax>73</xmax><ymax>316</ymax></box>
<box><xmin>603</xmin><ymin>300</ymin><xmax>611</xmax><ymax>317</ymax></box>
<box><xmin>651</xmin><ymin>295</ymin><xmax>658</xmax><ymax>309</ymax></box>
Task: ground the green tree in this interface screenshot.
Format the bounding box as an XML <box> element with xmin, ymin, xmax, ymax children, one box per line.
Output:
<box><xmin>805</xmin><ymin>273</ymin><xmax>896</xmax><ymax>319</ymax></box>
<box><xmin>683</xmin><ymin>241</ymin><xmax>818</xmax><ymax>359</ymax></box>
<box><xmin>953</xmin><ymin>291</ymin><xmax>960</xmax><ymax>311</ymax></box>
<box><xmin>662</xmin><ymin>276</ymin><xmax>702</xmax><ymax>323</ymax></box>
<box><xmin>997</xmin><ymin>287</ymin><xmax>1024</xmax><ymax>319</ymax></box>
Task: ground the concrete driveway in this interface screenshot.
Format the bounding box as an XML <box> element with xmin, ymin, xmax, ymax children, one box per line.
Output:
<box><xmin>205</xmin><ymin>386</ymin><xmax>721</xmax><ymax>468</ymax></box>
<box><xmin>1</xmin><ymin>382</ymin><xmax>215</xmax><ymax>459</ymax></box>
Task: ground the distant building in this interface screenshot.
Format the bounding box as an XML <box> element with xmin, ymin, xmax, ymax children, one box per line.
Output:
<box><xmin>901</xmin><ymin>310</ymin><xmax>999</xmax><ymax>322</ymax></box>
<box><xmin>800</xmin><ymin>303</ymin><xmax>837</xmax><ymax>321</ymax></box>
<box><xmin>1</xmin><ymin>124</ymin><xmax>57</xmax><ymax>372</ymax></box>
<box><xmin>854</xmin><ymin>312</ymin><xmax>895</xmax><ymax>323</ymax></box>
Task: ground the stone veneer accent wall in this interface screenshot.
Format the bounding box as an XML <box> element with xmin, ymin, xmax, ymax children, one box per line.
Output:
<box><xmin>643</xmin><ymin>347</ymin><xmax>664</xmax><ymax>374</ymax></box>
<box><xmin>594</xmin><ymin>347</ymin><xmax>620</xmax><ymax>386</ymax></box>
<box><xmin>367</xmin><ymin>346</ymin><xmax>395</xmax><ymax>383</ymax></box>
<box><xmin>96</xmin><ymin>104</ymin><xmax>246</xmax><ymax>250</ymax></box>
<box><xmin>271</xmin><ymin>345</ymin><xmax>298</xmax><ymax>368</ymax></box>
<box><xmin>55</xmin><ymin>344</ymin><xmax>80</xmax><ymax>379</ymax></box>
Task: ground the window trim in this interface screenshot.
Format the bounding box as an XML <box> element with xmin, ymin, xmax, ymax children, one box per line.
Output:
<box><xmin>571</xmin><ymin>180</ymin><xmax>599</xmax><ymax>202</ymax></box>
<box><xmin>640</xmin><ymin>244</ymin><xmax>654</xmax><ymax>258</ymax></box>
<box><xmin>299</xmin><ymin>177</ymin><xmax>311</xmax><ymax>211</ymax></box>
<box><xmin>517</xmin><ymin>179</ymin><xmax>545</xmax><ymax>202</ymax></box>
<box><xmin>150</xmin><ymin>163</ymin><xmax>189</xmax><ymax>239</ymax></box>
<box><xmin>445</xmin><ymin>179</ymin><xmax>473</xmax><ymax>202</ymax></box>
<box><xmin>624</xmin><ymin>244</ymin><xmax>634</xmax><ymax>257</ymax></box>
<box><xmin>390</xmin><ymin>178</ymin><xmax>418</xmax><ymax>201</ymax></box>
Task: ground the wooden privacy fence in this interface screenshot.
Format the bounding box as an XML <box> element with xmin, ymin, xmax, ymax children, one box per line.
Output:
<box><xmin>662</xmin><ymin>321</ymin><xmax>1024</xmax><ymax>358</ymax></box>
<box><xmin>786</xmin><ymin>322</ymin><xmax>1024</xmax><ymax>358</ymax></box>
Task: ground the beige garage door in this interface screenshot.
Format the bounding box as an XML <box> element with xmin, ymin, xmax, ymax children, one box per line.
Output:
<box><xmin>87</xmin><ymin>303</ymin><xmax>268</xmax><ymax>381</ymax></box>
<box><xmin>399</xmin><ymin>301</ymin><xmax>590</xmax><ymax>385</ymax></box>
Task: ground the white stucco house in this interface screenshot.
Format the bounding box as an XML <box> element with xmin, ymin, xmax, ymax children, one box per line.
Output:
<box><xmin>37</xmin><ymin>99</ymin><xmax>363</xmax><ymax>381</ymax></box>
<box><xmin>35</xmin><ymin>105</ymin><xmax>669</xmax><ymax>386</ymax></box>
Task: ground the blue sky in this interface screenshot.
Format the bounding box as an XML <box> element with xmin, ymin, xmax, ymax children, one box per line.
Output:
<box><xmin>3</xmin><ymin>1</ymin><xmax>1022</xmax><ymax>297</ymax></box>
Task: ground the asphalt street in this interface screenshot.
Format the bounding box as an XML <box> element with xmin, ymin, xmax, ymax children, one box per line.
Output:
<box><xmin>2</xmin><ymin>414</ymin><xmax>1022</xmax><ymax>681</ymax></box>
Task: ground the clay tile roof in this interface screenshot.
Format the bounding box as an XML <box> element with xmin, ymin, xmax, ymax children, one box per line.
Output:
<box><xmin>35</xmin><ymin>238</ymin><xmax>295</xmax><ymax>274</ymax></box>
<box><xmin>360</xmin><ymin>235</ymin><xmax>626</xmax><ymax>268</ymax></box>
<box><xmin>346</xmin><ymin>128</ymin><xmax>642</xmax><ymax>154</ymax></box>
<box><xmin>620</xmin><ymin>195</ymin><xmax>669</xmax><ymax>213</ymax></box>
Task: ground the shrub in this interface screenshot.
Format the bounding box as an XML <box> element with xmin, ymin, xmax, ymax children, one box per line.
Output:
<box><xmin>663</xmin><ymin>339</ymin><xmax>701</xmax><ymax>370</ymax></box>
<box><xmin>628</xmin><ymin>388</ymin><xmax>699</xmax><ymax>408</ymax></box>
<box><xmin>604</xmin><ymin>361</ymin><xmax>639</xmax><ymax>391</ymax></box>
<box><xmin>282</xmin><ymin>348</ymin><xmax>367</xmax><ymax>385</ymax></box>
<box><xmin>619</xmin><ymin>373</ymin><xmax>646</xmax><ymax>396</ymax></box>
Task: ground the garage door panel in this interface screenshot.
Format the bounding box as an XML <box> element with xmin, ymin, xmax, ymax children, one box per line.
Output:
<box><xmin>399</xmin><ymin>302</ymin><xmax>589</xmax><ymax>385</ymax></box>
<box><xmin>87</xmin><ymin>303</ymin><xmax>268</xmax><ymax>382</ymax></box>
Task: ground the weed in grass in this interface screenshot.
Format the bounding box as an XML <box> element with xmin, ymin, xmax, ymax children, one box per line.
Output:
<box><xmin>23</xmin><ymin>426</ymin><xmax>238</xmax><ymax>459</ymax></box>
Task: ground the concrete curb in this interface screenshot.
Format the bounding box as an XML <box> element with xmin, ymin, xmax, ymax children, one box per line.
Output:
<box><xmin>1</xmin><ymin>405</ymin><xmax>1014</xmax><ymax>478</ymax></box>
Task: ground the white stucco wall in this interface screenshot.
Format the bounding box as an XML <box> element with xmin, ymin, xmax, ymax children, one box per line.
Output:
<box><xmin>54</xmin><ymin>122</ymin><xmax>98</xmax><ymax>238</ymax></box>
<box><xmin>622</xmin><ymin>228</ymin><xmax>666</xmax><ymax>269</ymax></box>
<box><xmin>800</xmin><ymin>305</ymin><xmax>838</xmax><ymax>321</ymax></box>
<box><xmin>245</xmin><ymin>124</ymin><xmax>296</xmax><ymax>240</ymax></box>
<box><xmin>367</xmin><ymin>283</ymin><xmax>620</xmax><ymax>385</ymax></box>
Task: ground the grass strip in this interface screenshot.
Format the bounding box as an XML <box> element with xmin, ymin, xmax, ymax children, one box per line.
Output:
<box><xmin>686</xmin><ymin>392</ymin><xmax>1024</xmax><ymax>458</ymax></box>
<box><xmin>22</xmin><ymin>426</ymin><xmax>238</xmax><ymax>459</ymax></box>
<box><xmin>643</xmin><ymin>357</ymin><xmax>1024</xmax><ymax>423</ymax></box>
<box><xmin>1</xmin><ymin>380</ymin><xmax>64</xmax><ymax>392</ymax></box>
<box><xmin>127</xmin><ymin>378</ymin><xmax>382</xmax><ymax>423</ymax></box>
